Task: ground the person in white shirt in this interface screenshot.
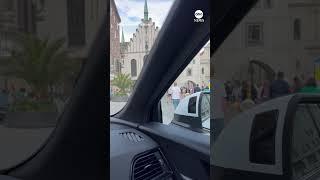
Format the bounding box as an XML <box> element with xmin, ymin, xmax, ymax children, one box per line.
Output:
<box><xmin>169</xmin><ymin>82</ymin><xmax>181</xmax><ymax>109</ymax></box>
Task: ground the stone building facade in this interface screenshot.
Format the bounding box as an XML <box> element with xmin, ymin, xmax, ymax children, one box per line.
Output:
<box><xmin>213</xmin><ymin>0</ymin><xmax>320</xmax><ymax>85</ymax></box>
<box><xmin>110</xmin><ymin>0</ymin><xmax>121</xmax><ymax>75</ymax></box>
<box><xmin>175</xmin><ymin>42</ymin><xmax>210</xmax><ymax>88</ymax></box>
<box><xmin>120</xmin><ymin>0</ymin><xmax>210</xmax><ymax>88</ymax></box>
<box><xmin>120</xmin><ymin>0</ymin><xmax>159</xmax><ymax>80</ymax></box>
<box><xmin>0</xmin><ymin>0</ymin><xmax>107</xmax><ymax>93</ymax></box>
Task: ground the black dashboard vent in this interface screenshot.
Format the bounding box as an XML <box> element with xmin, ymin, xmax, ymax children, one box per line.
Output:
<box><xmin>119</xmin><ymin>132</ymin><xmax>144</xmax><ymax>142</ymax></box>
<box><xmin>132</xmin><ymin>150</ymin><xmax>171</xmax><ymax>180</ymax></box>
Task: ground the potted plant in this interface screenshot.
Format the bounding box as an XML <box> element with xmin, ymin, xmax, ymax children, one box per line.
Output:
<box><xmin>0</xmin><ymin>33</ymin><xmax>79</xmax><ymax>128</ymax></box>
<box><xmin>111</xmin><ymin>73</ymin><xmax>133</xmax><ymax>102</ymax></box>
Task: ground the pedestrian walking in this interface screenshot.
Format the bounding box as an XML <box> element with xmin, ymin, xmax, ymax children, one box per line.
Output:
<box><xmin>299</xmin><ymin>77</ymin><xmax>320</xmax><ymax>93</ymax></box>
<box><xmin>270</xmin><ymin>72</ymin><xmax>290</xmax><ymax>98</ymax></box>
<box><xmin>0</xmin><ymin>89</ymin><xmax>9</xmax><ymax>107</ymax></box>
<box><xmin>232</xmin><ymin>80</ymin><xmax>240</xmax><ymax>102</ymax></box>
<box><xmin>181</xmin><ymin>87</ymin><xmax>187</xmax><ymax>99</ymax></box>
<box><xmin>225</xmin><ymin>81</ymin><xmax>234</xmax><ymax>102</ymax></box>
<box><xmin>189</xmin><ymin>86</ymin><xmax>194</xmax><ymax>94</ymax></box>
<box><xmin>166</xmin><ymin>90</ymin><xmax>172</xmax><ymax>104</ymax></box>
<box><xmin>291</xmin><ymin>76</ymin><xmax>303</xmax><ymax>93</ymax></box>
<box><xmin>240</xmin><ymin>80</ymin><xmax>257</xmax><ymax>102</ymax></box>
<box><xmin>169</xmin><ymin>82</ymin><xmax>181</xmax><ymax>109</ymax></box>
<box><xmin>194</xmin><ymin>84</ymin><xmax>201</xmax><ymax>93</ymax></box>
<box><xmin>258</xmin><ymin>80</ymin><xmax>271</xmax><ymax>102</ymax></box>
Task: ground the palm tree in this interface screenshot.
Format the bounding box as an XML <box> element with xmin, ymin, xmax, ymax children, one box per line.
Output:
<box><xmin>2</xmin><ymin>33</ymin><xmax>79</xmax><ymax>100</ymax></box>
<box><xmin>111</xmin><ymin>73</ymin><xmax>133</xmax><ymax>96</ymax></box>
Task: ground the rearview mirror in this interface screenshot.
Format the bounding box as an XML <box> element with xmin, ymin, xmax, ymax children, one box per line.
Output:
<box><xmin>171</xmin><ymin>91</ymin><xmax>210</xmax><ymax>132</ymax></box>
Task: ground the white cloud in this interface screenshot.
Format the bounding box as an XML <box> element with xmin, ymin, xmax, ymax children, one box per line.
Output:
<box><xmin>115</xmin><ymin>0</ymin><xmax>174</xmax><ymax>42</ymax></box>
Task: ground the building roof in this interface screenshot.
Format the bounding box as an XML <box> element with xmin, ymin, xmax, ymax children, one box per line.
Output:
<box><xmin>144</xmin><ymin>0</ymin><xmax>149</xmax><ymax>21</ymax></box>
<box><xmin>121</xmin><ymin>28</ymin><xmax>125</xmax><ymax>43</ymax></box>
<box><xmin>111</xmin><ymin>0</ymin><xmax>121</xmax><ymax>22</ymax></box>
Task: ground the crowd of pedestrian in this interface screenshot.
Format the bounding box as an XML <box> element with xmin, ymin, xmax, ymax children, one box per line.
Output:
<box><xmin>0</xmin><ymin>87</ymin><xmax>67</xmax><ymax>110</ymax></box>
<box><xmin>167</xmin><ymin>82</ymin><xmax>209</xmax><ymax>109</ymax></box>
<box><xmin>212</xmin><ymin>72</ymin><xmax>320</xmax><ymax>140</ymax></box>
<box><xmin>0</xmin><ymin>88</ymin><xmax>28</xmax><ymax>106</ymax></box>
<box><xmin>223</xmin><ymin>71</ymin><xmax>320</xmax><ymax>113</ymax></box>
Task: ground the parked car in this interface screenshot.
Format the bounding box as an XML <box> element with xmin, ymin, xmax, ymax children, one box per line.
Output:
<box><xmin>212</xmin><ymin>94</ymin><xmax>320</xmax><ymax>180</ymax></box>
<box><xmin>172</xmin><ymin>91</ymin><xmax>210</xmax><ymax>133</ymax></box>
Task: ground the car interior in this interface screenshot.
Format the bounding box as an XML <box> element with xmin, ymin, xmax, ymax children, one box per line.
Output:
<box><xmin>0</xmin><ymin>0</ymin><xmax>277</xmax><ymax>179</ymax></box>
<box><xmin>110</xmin><ymin>0</ymin><xmax>210</xmax><ymax>179</ymax></box>
<box><xmin>0</xmin><ymin>10</ymin><xmax>107</xmax><ymax>180</ymax></box>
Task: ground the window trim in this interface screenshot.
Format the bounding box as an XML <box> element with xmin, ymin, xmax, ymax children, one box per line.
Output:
<box><xmin>0</xmin><ymin>31</ymin><xmax>10</xmax><ymax>57</ymax></box>
<box><xmin>245</xmin><ymin>22</ymin><xmax>264</xmax><ymax>47</ymax></box>
<box><xmin>131</xmin><ymin>59</ymin><xmax>137</xmax><ymax>77</ymax></box>
<box><xmin>293</xmin><ymin>18</ymin><xmax>301</xmax><ymax>41</ymax></box>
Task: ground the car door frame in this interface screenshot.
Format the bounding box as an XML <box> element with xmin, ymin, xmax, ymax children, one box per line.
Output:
<box><xmin>3</xmin><ymin>10</ymin><xmax>109</xmax><ymax>180</ymax></box>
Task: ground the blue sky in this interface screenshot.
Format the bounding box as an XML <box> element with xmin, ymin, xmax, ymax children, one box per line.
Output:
<box><xmin>115</xmin><ymin>0</ymin><xmax>175</xmax><ymax>42</ymax></box>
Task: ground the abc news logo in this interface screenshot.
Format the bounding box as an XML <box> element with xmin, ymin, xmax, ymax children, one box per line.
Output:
<box><xmin>194</xmin><ymin>10</ymin><xmax>204</xmax><ymax>23</ymax></box>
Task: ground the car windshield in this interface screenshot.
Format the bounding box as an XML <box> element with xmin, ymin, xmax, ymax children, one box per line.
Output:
<box><xmin>110</xmin><ymin>0</ymin><xmax>175</xmax><ymax>115</ymax></box>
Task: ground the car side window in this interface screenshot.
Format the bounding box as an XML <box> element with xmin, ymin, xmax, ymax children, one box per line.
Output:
<box><xmin>0</xmin><ymin>0</ymin><xmax>105</xmax><ymax>171</ymax></box>
<box><xmin>291</xmin><ymin>104</ymin><xmax>320</xmax><ymax>180</ymax></box>
<box><xmin>249</xmin><ymin>110</ymin><xmax>278</xmax><ymax>165</ymax></box>
<box><xmin>188</xmin><ymin>96</ymin><xmax>197</xmax><ymax>114</ymax></box>
<box><xmin>201</xmin><ymin>93</ymin><xmax>210</xmax><ymax>129</ymax></box>
<box><xmin>160</xmin><ymin>41</ymin><xmax>210</xmax><ymax>133</ymax></box>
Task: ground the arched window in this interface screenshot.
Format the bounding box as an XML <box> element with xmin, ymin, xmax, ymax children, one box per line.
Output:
<box><xmin>131</xmin><ymin>59</ymin><xmax>137</xmax><ymax>77</ymax></box>
<box><xmin>294</xmin><ymin>18</ymin><xmax>301</xmax><ymax>40</ymax></box>
<box><xmin>202</xmin><ymin>67</ymin><xmax>205</xmax><ymax>75</ymax></box>
<box><xmin>116</xmin><ymin>60</ymin><xmax>121</xmax><ymax>74</ymax></box>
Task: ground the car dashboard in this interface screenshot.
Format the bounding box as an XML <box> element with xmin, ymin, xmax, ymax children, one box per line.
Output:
<box><xmin>110</xmin><ymin>121</ymin><xmax>174</xmax><ymax>180</ymax></box>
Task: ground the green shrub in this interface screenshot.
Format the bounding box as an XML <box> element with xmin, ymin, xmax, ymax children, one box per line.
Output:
<box><xmin>114</xmin><ymin>91</ymin><xmax>127</xmax><ymax>97</ymax></box>
<box><xmin>111</xmin><ymin>73</ymin><xmax>133</xmax><ymax>96</ymax></box>
<box><xmin>9</xmin><ymin>99</ymin><xmax>56</xmax><ymax>112</ymax></box>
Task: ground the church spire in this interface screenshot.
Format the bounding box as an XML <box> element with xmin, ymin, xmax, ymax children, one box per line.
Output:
<box><xmin>144</xmin><ymin>0</ymin><xmax>148</xmax><ymax>21</ymax></box>
<box><xmin>121</xmin><ymin>28</ymin><xmax>125</xmax><ymax>43</ymax></box>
